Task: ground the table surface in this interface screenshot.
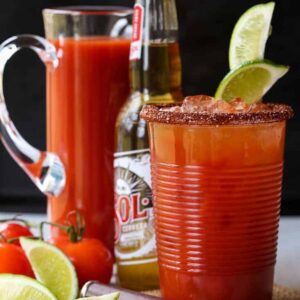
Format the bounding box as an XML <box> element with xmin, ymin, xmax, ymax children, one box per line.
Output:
<box><xmin>0</xmin><ymin>213</ymin><xmax>299</xmax><ymax>289</ymax></box>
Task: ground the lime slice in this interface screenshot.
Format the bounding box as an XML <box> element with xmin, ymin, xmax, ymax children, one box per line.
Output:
<box><xmin>20</xmin><ymin>238</ymin><xmax>78</xmax><ymax>300</ymax></box>
<box><xmin>229</xmin><ymin>2</ymin><xmax>275</xmax><ymax>69</ymax></box>
<box><xmin>215</xmin><ymin>60</ymin><xmax>289</xmax><ymax>104</ymax></box>
<box><xmin>0</xmin><ymin>274</ymin><xmax>57</xmax><ymax>300</ymax></box>
<box><xmin>77</xmin><ymin>292</ymin><xmax>120</xmax><ymax>300</ymax></box>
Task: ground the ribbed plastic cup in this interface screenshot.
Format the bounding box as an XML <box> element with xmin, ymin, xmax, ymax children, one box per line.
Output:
<box><xmin>142</xmin><ymin>104</ymin><xmax>293</xmax><ymax>300</ymax></box>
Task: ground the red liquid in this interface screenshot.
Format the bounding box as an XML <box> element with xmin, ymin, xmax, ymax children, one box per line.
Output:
<box><xmin>47</xmin><ymin>38</ymin><xmax>130</xmax><ymax>253</ymax></box>
<box><xmin>149</xmin><ymin>122</ymin><xmax>286</xmax><ymax>300</ymax></box>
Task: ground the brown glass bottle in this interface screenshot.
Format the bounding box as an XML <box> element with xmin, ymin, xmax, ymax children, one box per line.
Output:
<box><xmin>114</xmin><ymin>0</ymin><xmax>182</xmax><ymax>291</ymax></box>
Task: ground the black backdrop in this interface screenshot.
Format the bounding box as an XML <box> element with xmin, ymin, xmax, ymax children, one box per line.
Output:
<box><xmin>0</xmin><ymin>0</ymin><xmax>299</xmax><ymax>213</ymax></box>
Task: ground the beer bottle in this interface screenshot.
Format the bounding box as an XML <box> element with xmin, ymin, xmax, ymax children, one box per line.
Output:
<box><xmin>114</xmin><ymin>0</ymin><xmax>182</xmax><ymax>291</ymax></box>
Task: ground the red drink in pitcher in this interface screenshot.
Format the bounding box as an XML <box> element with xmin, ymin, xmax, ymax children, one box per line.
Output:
<box><xmin>47</xmin><ymin>37</ymin><xmax>130</xmax><ymax>250</ymax></box>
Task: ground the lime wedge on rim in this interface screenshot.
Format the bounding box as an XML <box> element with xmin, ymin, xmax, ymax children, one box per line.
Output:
<box><xmin>229</xmin><ymin>2</ymin><xmax>275</xmax><ymax>69</ymax></box>
<box><xmin>20</xmin><ymin>238</ymin><xmax>78</xmax><ymax>300</ymax></box>
<box><xmin>0</xmin><ymin>274</ymin><xmax>57</xmax><ymax>300</ymax></box>
<box><xmin>77</xmin><ymin>292</ymin><xmax>120</xmax><ymax>300</ymax></box>
<box><xmin>215</xmin><ymin>60</ymin><xmax>289</xmax><ymax>103</ymax></box>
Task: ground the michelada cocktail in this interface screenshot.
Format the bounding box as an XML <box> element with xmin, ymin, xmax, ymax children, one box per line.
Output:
<box><xmin>141</xmin><ymin>98</ymin><xmax>293</xmax><ymax>300</ymax></box>
<box><xmin>141</xmin><ymin>2</ymin><xmax>294</xmax><ymax>299</ymax></box>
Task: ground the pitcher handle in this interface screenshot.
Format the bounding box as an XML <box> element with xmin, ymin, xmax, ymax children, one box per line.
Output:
<box><xmin>0</xmin><ymin>34</ymin><xmax>65</xmax><ymax>196</ymax></box>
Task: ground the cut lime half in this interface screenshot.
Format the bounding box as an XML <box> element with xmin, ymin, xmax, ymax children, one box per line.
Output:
<box><xmin>215</xmin><ymin>60</ymin><xmax>289</xmax><ymax>104</ymax></box>
<box><xmin>77</xmin><ymin>292</ymin><xmax>120</xmax><ymax>300</ymax></box>
<box><xmin>229</xmin><ymin>2</ymin><xmax>275</xmax><ymax>69</ymax></box>
<box><xmin>0</xmin><ymin>274</ymin><xmax>57</xmax><ymax>300</ymax></box>
<box><xmin>20</xmin><ymin>238</ymin><xmax>78</xmax><ymax>300</ymax></box>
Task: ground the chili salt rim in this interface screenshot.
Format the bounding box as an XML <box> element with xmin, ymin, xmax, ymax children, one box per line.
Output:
<box><xmin>140</xmin><ymin>103</ymin><xmax>294</xmax><ymax>125</ymax></box>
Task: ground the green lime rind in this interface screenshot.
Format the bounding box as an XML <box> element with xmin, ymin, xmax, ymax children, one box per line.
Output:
<box><xmin>215</xmin><ymin>59</ymin><xmax>289</xmax><ymax>104</ymax></box>
<box><xmin>0</xmin><ymin>274</ymin><xmax>57</xmax><ymax>300</ymax></box>
<box><xmin>229</xmin><ymin>2</ymin><xmax>275</xmax><ymax>70</ymax></box>
<box><xmin>20</xmin><ymin>237</ymin><xmax>78</xmax><ymax>300</ymax></box>
<box><xmin>76</xmin><ymin>292</ymin><xmax>120</xmax><ymax>300</ymax></box>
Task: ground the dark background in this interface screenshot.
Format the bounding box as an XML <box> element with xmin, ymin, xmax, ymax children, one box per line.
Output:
<box><xmin>0</xmin><ymin>0</ymin><xmax>299</xmax><ymax>214</ymax></box>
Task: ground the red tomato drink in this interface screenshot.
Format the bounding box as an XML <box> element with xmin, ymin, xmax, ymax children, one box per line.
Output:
<box><xmin>141</xmin><ymin>98</ymin><xmax>293</xmax><ymax>300</ymax></box>
<box><xmin>47</xmin><ymin>38</ymin><xmax>130</xmax><ymax>253</ymax></box>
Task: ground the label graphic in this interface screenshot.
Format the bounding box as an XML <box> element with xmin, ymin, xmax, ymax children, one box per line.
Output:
<box><xmin>114</xmin><ymin>149</ymin><xmax>157</xmax><ymax>265</ymax></box>
<box><xmin>130</xmin><ymin>4</ymin><xmax>144</xmax><ymax>61</ymax></box>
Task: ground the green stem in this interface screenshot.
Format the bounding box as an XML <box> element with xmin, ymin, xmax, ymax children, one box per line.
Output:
<box><xmin>0</xmin><ymin>233</ymin><xmax>7</xmax><ymax>243</ymax></box>
<box><xmin>0</xmin><ymin>215</ymin><xmax>32</xmax><ymax>228</ymax></box>
<box><xmin>39</xmin><ymin>211</ymin><xmax>86</xmax><ymax>243</ymax></box>
<box><xmin>39</xmin><ymin>221</ymin><xmax>70</xmax><ymax>241</ymax></box>
<box><xmin>7</xmin><ymin>237</ymin><xmax>20</xmax><ymax>244</ymax></box>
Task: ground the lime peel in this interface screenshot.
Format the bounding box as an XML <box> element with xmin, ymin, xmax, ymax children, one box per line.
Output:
<box><xmin>229</xmin><ymin>2</ymin><xmax>275</xmax><ymax>69</ymax></box>
<box><xmin>0</xmin><ymin>274</ymin><xmax>57</xmax><ymax>300</ymax></box>
<box><xmin>215</xmin><ymin>60</ymin><xmax>289</xmax><ymax>104</ymax></box>
<box><xmin>20</xmin><ymin>237</ymin><xmax>78</xmax><ymax>300</ymax></box>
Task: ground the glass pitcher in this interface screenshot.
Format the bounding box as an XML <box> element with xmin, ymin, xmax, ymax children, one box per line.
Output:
<box><xmin>0</xmin><ymin>6</ymin><xmax>132</xmax><ymax>253</ymax></box>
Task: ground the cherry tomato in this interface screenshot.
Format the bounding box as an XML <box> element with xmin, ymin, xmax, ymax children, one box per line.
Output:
<box><xmin>0</xmin><ymin>243</ymin><xmax>34</xmax><ymax>277</ymax></box>
<box><xmin>0</xmin><ymin>223</ymin><xmax>33</xmax><ymax>246</ymax></box>
<box><xmin>49</xmin><ymin>237</ymin><xmax>113</xmax><ymax>287</ymax></box>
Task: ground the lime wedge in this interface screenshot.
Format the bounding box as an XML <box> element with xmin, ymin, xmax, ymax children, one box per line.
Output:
<box><xmin>20</xmin><ymin>238</ymin><xmax>78</xmax><ymax>300</ymax></box>
<box><xmin>215</xmin><ymin>60</ymin><xmax>289</xmax><ymax>103</ymax></box>
<box><xmin>77</xmin><ymin>292</ymin><xmax>120</xmax><ymax>300</ymax></box>
<box><xmin>0</xmin><ymin>274</ymin><xmax>57</xmax><ymax>300</ymax></box>
<box><xmin>229</xmin><ymin>2</ymin><xmax>275</xmax><ymax>69</ymax></box>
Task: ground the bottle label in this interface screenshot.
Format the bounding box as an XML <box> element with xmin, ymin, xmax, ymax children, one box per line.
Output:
<box><xmin>114</xmin><ymin>149</ymin><xmax>157</xmax><ymax>265</ymax></box>
<box><xmin>130</xmin><ymin>3</ymin><xmax>144</xmax><ymax>61</ymax></box>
